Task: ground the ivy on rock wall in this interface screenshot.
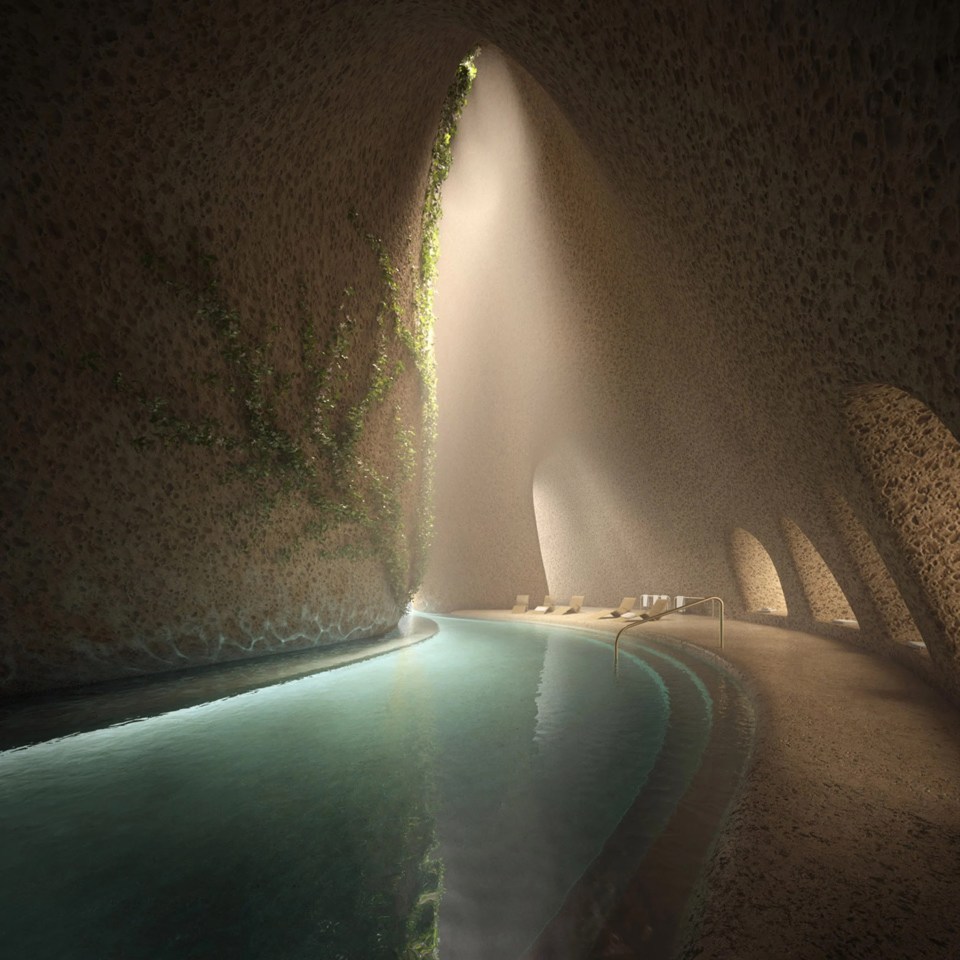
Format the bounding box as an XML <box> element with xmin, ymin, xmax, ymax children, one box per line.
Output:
<box><xmin>410</xmin><ymin>50</ymin><xmax>478</xmax><ymax>595</ymax></box>
<box><xmin>111</xmin><ymin>52</ymin><xmax>477</xmax><ymax>614</ymax></box>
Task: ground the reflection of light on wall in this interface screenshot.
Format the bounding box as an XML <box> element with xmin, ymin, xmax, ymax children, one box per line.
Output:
<box><xmin>433</xmin><ymin>49</ymin><xmax>575</xmax><ymax>414</ymax></box>
<box><xmin>436</xmin><ymin>49</ymin><xmax>535</xmax><ymax>376</ymax></box>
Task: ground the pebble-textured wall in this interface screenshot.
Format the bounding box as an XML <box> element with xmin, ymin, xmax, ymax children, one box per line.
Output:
<box><xmin>0</xmin><ymin>1</ymin><xmax>475</xmax><ymax>694</ymax></box>
<box><xmin>781</xmin><ymin>517</ymin><xmax>857</xmax><ymax>623</ymax></box>
<box><xmin>826</xmin><ymin>488</ymin><xmax>925</xmax><ymax>647</ymax></box>
<box><xmin>3</xmin><ymin>1</ymin><xmax>960</xmax><ymax>699</ymax></box>
<box><xmin>729</xmin><ymin>528</ymin><xmax>789</xmax><ymax>615</ymax></box>
<box><xmin>845</xmin><ymin>385</ymin><xmax>960</xmax><ymax>671</ymax></box>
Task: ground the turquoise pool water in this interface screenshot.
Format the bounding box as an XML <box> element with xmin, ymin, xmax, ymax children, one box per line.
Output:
<box><xmin>0</xmin><ymin>617</ymin><xmax>716</xmax><ymax>959</ymax></box>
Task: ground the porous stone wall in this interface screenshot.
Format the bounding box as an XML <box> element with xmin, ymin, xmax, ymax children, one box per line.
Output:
<box><xmin>826</xmin><ymin>487</ymin><xmax>925</xmax><ymax>648</ymax></box>
<box><xmin>0</xmin><ymin>1</ymin><xmax>475</xmax><ymax>694</ymax></box>
<box><xmin>3</xmin><ymin>0</ymin><xmax>960</xmax><ymax>701</ymax></box>
<box><xmin>781</xmin><ymin>517</ymin><xmax>857</xmax><ymax>623</ymax></box>
<box><xmin>845</xmin><ymin>385</ymin><xmax>960</xmax><ymax>672</ymax></box>
<box><xmin>729</xmin><ymin>528</ymin><xmax>789</xmax><ymax>616</ymax></box>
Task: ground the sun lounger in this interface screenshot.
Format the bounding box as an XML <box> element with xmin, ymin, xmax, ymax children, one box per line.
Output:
<box><xmin>533</xmin><ymin>595</ymin><xmax>555</xmax><ymax>613</ymax></box>
<box><xmin>598</xmin><ymin>597</ymin><xmax>637</xmax><ymax>619</ymax></box>
<box><xmin>641</xmin><ymin>593</ymin><xmax>670</xmax><ymax>609</ymax></box>
<box><xmin>621</xmin><ymin>596</ymin><xmax>671</xmax><ymax>620</ymax></box>
<box><xmin>554</xmin><ymin>595</ymin><xmax>584</xmax><ymax>615</ymax></box>
<box><xmin>511</xmin><ymin>595</ymin><xmax>530</xmax><ymax>614</ymax></box>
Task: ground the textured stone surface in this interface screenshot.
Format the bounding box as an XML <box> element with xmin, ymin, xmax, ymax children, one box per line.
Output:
<box><xmin>3</xmin><ymin>1</ymin><xmax>960</xmax><ymax>700</ymax></box>
<box><xmin>730</xmin><ymin>527</ymin><xmax>790</xmax><ymax>615</ymax></box>
<box><xmin>846</xmin><ymin>385</ymin><xmax>960</xmax><ymax>669</ymax></box>
<box><xmin>0</xmin><ymin>1</ymin><xmax>474</xmax><ymax>694</ymax></box>
<box><xmin>827</xmin><ymin>487</ymin><xmax>925</xmax><ymax>647</ymax></box>
<box><xmin>782</xmin><ymin>516</ymin><xmax>857</xmax><ymax>622</ymax></box>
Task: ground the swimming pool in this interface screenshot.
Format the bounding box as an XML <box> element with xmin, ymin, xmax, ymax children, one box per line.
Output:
<box><xmin>0</xmin><ymin>616</ymin><xmax>753</xmax><ymax>959</ymax></box>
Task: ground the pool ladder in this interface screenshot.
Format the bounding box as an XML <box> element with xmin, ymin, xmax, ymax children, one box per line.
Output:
<box><xmin>614</xmin><ymin>596</ymin><xmax>725</xmax><ymax>668</ymax></box>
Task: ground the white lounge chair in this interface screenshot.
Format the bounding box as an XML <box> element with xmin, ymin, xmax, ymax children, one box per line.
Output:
<box><xmin>511</xmin><ymin>594</ymin><xmax>529</xmax><ymax>614</ymax></box>
<box><xmin>533</xmin><ymin>595</ymin><xmax>555</xmax><ymax>613</ymax></box>
<box><xmin>622</xmin><ymin>597</ymin><xmax>672</xmax><ymax>621</ymax></box>
<box><xmin>554</xmin><ymin>595</ymin><xmax>584</xmax><ymax>615</ymax></box>
<box><xmin>599</xmin><ymin>597</ymin><xmax>637</xmax><ymax>619</ymax></box>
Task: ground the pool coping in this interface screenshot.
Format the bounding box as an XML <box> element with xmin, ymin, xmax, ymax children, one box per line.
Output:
<box><xmin>0</xmin><ymin>614</ymin><xmax>439</xmax><ymax>751</ymax></box>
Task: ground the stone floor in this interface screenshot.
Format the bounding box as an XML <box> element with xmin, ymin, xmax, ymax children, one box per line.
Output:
<box><xmin>453</xmin><ymin>608</ymin><xmax>960</xmax><ymax>959</ymax></box>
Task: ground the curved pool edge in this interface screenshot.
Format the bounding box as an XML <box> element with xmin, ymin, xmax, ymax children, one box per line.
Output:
<box><xmin>593</xmin><ymin>631</ymin><xmax>758</xmax><ymax>960</ymax></box>
<box><xmin>0</xmin><ymin>614</ymin><xmax>439</xmax><ymax>752</ymax></box>
<box><xmin>449</xmin><ymin>610</ymin><xmax>759</xmax><ymax>960</ymax></box>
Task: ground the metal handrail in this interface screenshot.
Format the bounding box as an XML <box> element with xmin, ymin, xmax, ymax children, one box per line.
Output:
<box><xmin>614</xmin><ymin>596</ymin><xmax>725</xmax><ymax>667</ymax></box>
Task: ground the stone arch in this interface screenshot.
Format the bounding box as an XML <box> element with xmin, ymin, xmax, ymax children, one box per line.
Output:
<box><xmin>730</xmin><ymin>528</ymin><xmax>788</xmax><ymax>615</ymax></box>
<box><xmin>825</xmin><ymin>489</ymin><xmax>924</xmax><ymax>647</ymax></box>
<box><xmin>781</xmin><ymin>517</ymin><xmax>856</xmax><ymax>624</ymax></box>
<box><xmin>844</xmin><ymin>384</ymin><xmax>960</xmax><ymax>663</ymax></box>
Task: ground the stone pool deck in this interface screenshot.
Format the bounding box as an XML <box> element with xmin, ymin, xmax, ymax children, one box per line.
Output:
<box><xmin>452</xmin><ymin>608</ymin><xmax>960</xmax><ymax>959</ymax></box>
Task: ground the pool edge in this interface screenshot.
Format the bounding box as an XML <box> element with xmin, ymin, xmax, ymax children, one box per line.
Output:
<box><xmin>0</xmin><ymin>614</ymin><xmax>440</xmax><ymax>751</ymax></box>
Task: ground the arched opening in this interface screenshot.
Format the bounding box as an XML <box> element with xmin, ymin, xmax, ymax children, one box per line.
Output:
<box><xmin>730</xmin><ymin>528</ymin><xmax>788</xmax><ymax>615</ymax></box>
<box><xmin>826</xmin><ymin>489</ymin><xmax>924</xmax><ymax>647</ymax></box>
<box><xmin>845</xmin><ymin>385</ymin><xmax>960</xmax><ymax>662</ymax></box>
<box><xmin>781</xmin><ymin>517</ymin><xmax>856</xmax><ymax>625</ymax></box>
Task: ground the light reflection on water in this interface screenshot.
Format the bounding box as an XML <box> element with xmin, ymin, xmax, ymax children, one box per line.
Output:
<box><xmin>0</xmin><ymin>617</ymin><xmax>715</xmax><ymax>959</ymax></box>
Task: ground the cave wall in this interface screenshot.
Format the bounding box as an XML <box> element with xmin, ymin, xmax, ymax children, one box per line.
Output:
<box><xmin>3</xmin><ymin>0</ymin><xmax>959</xmax><ymax>701</ymax></box>
<box><xmin>417</xmin><ymin>6</ymin><xmax>959</xmax><ymax>701</ymax></box>
<box><xmin>1</xmin><ymin>1</ymin><xmax>475</xmax><ymax>694</ymax></box>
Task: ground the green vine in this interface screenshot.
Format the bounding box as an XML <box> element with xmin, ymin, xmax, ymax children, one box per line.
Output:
<box><xmin>342</xmin><ymin>42</ymin><xmax>479</xmax><ymax>600</ymax></box>
<box><xmin>118</xmin><ymin>251</ymin><xmax>381</xmax><ymax>570</ymax></box>
<box><xmin>112</xmin><ymin>51</ymin><xmax>477</xmax><ymax>610</ymax></box>
<box><xmin>408</xmin><ymin>50</ymin><xmax>478</xmax><ymax>591</ymax></box>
